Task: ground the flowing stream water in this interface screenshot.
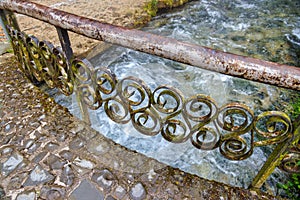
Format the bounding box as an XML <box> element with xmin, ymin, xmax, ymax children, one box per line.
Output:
<box><xmin>47</xmin><ymin>0</ymin><xmax>300</xmax><ymax>196</ymax></box>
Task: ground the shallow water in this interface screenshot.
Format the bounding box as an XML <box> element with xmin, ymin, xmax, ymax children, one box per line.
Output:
<box><xmin>48</xmin><ymin>0</ymin><xmax>300</xmax><ymax>196</ymax></box>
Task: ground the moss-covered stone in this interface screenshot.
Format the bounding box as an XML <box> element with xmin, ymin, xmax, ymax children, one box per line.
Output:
<box><xmin>134</xmin><ymin>0</ymin><xmax>191</xmax><ymax>27</ymax></box>
<box><xmin>157</xmin><ymin>0</ymin><xmax>190</xmax><ymax>9</ymax></box>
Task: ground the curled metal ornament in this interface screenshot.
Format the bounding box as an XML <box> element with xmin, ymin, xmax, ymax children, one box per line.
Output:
<box><xmin>14</xmin><ymin>31</ymin><xmax>34</xmax><ymax>80</ymax></box>
<box><xmin>77</xmin><ymin>84</ymin><xmax>101</xmax><ymax>110</ymax></box>
<box><xmin>39</xmin><ymin>41</ymin><xmax>58</xmax><ymax>88</ymax></box>
<box><xmin>153</xmin><ymin>86</ymin><xmax>183</xmax><ymax>114</ymax></box>
<box><xmin>162</xmin><ymin>119</ymin><xmax>191</xmax><ymax>143</ymax></box>
<box><xmin>7</xmin><ymin>26</ymin><xmax>74</xmax><ymax>95</ymax></box>
<box><xmin>72</xmin><ymin>59</ymin><xmax>101</xmax><ymax>109</ymax></box>
<box><xmin>104</xmin><ymin>97</ymin><xmax>130</xmax><ymax>124</ymax></box>
<box><xmin>53</xmin><ymin>47</ymin><xmax>74</xmax><ymax>95</ymax></box>
<box><xmin>191</xmin><ymin>127</ymin><xmax>220</xmax><ymax>150</ymax></box>
<box><xmin>217</xmin><ymin>103</ymin><xmax>254</xmax><ymax>133</ymax></box>
<box><xmin>8</xmin><ymin>27</ymin><xmax>21</xmax><ymax>61</ymax></box>
<box><xmin>118</xmin><ymin>77</ymin><xmax>151</xmax><ymax>111</ymax></box>
<box><xmin>254</xmin><ymin>111</ymin><xmax>292</xmax><ymax>146</ymax></box>
<box><xmin>220</xmin><ymin>134</ymin><xmax>253</xmax><ymax>160</ymax></box>
<box><xmin>279</xmin><ymin>153</ymin><xmax>300</xmax><ymax>173</ymax></box>
<box><xmin>71</xmin><ymin>58</ymin><xmax>92</xmax><ymax>83</ymax></box>
<box><xmin>183</xmin><ymin>94</ymin><xmax>218</xmax><ymax>124</ymax></box>
<box><xmin>6</xmin><ymin>26</ymin><xmax>297</xmax><ymax>162</ymax></box>
<box><xmin>94</xmin><ymin>67</ymin><xmax>117</xmax><ymax>100</ymax></box>
<box><xmin>131</xmin><ymin>108</ymin><xmax>162</xmax><ymax>136</ymax></box>
<box><xmin>25</xmin><ymin>35</ymin><xmax>43</xmax><ymax>81</ymax></box>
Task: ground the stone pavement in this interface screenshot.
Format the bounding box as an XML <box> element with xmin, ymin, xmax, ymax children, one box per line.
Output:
<box><xmin>0</xmin><ymin>52</ymin><xmax>283</xmax><ymax>199</ymax></box>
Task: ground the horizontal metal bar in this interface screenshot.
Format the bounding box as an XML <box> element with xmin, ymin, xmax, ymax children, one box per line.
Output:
<box><xmin>0</xmin><ymin>0</ymin><xmax>299</xmax><ymax>90</ymax></box>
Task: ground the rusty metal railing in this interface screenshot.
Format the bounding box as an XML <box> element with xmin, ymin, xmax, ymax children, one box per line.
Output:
<box><xmin>1</xmin><ymin>0</ymin><xmax>300</xmax><ymax>91</ymax></box>
<box><xmin>0</xmin><ymin>0</ymin><xmax>299</xmax><ymax>192</ymax></box>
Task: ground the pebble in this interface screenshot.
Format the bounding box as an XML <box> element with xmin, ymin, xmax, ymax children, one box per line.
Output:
<box><xmin>69</xmin><ymin>137</ymin><xmax>85</xmax><ymax>149</ymax></box>
<box><xmin>0</xmin><ymin>186</ymin><xmax>5</xmax><ymax>198</ymax></box>
<box><xmin>24</xmin><ymin>165</ymin><xmax>54</xmax><ymax>186</ymax></box>
<box><xmin>40</xmin><ymin>186</ymin><xmax>65</xmax><ymax>200</ymax></box>
<box><xmin>45</xmin><ymin>154</ymin><xmax>66</xmax><ymax>170</ymax></box>
<box><xmin>1</xmin><ymin>152</ymin><xmax>23</xmax><ymax>176</ymax></box>
<box><xmin>73</xmin><ymin>157</ymin><xmax>95</xmax><ymax>169</ymax></box>
<box><xmin>130</xmin><ymin>182</ymin><xmax>147</xmax><ymax>200</ymax></box>
<box><xmin>16</xmin><ymin>190</ymin><xmax>36</xmax><ymax>200</ymax></box>
<box><xmin>113</xmin><ymin>185</ymin><xmax>127</xmax><ymax>199</ymax></box>
<box><xmin>61</xmin><ymin>165</ymin><xmax>75</xmax><ymax>186</ymax></box>
<box><xmin>92</xmin><ymin>169</ymin><xmax>115</xmax><ymax>191</ymax></box>
<box><xmin>70</xmin><ymin>180</ymin><xmax>104</xmax><ymax>200</ymax></box>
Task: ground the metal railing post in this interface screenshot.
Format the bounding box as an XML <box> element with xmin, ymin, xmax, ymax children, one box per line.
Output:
<box><xmin>56</xmin><ymin>26</ymin><xmax>91</xmax><ymax>125</ymax></box>
<box><xmin>249</xmin><ymin>138</ymin><xmax>292</xmax><ymax>189</ymax></box>
<box><xmin>250</xmin><ymin>115</ymin><xmax>300</xmax><ymax>189</ymax></box>
<box><xmin>0</xmin><ymin>9</ymin><xmax>20</xmax><ymax>42</ymax></box>
<box><xmin>74</xmin><ymin>87</ymin><xmax>92</xmax><ymax>125</ymax></box>
<box><xmin>55</xmin><ymin>27</ymin><xmax>73</xmax><ymax>62</ymax></box>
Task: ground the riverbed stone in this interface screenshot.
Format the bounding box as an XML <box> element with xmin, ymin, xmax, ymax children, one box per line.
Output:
<box><xmin>87</xmin><ymin>135</ymin><xmax>111</xmax><ymax>155</ymax></box>
<box><xmin>70</xmin><ymin>179</ymin><xmax>104</xmax><ymax>200</ymax></box>
<box><xmin>33</xmin><ymin>151</ymin><xmax>48</xmax><ymax>163</ymax></box>
<box><xmin>129</xmin><ymin>182</ymin><xmax>147</xmax><ymax>200</ymax></box>
<box><xmin>92</xmin><ymin>169</ymin><xmax>116</xmax><ymax>192</ymax></box>
<box><xmin>0</xmin><ymin>186</ymin><xmax>5</xmax><ymax>199</ymax></box>
<box><xmin>7</xmin><ymin>172</ymin><xmax>28</xmax><ymax>190</ymax></box>
<box><xmin>1</xmin><ymin>151</ymin><xmax>23</xmax><ymax>176</ymax></box>
<box><xmin>112</xmin><ymin>185</ymin><xmax>127</xmax><ymax>199</ymax></box>
<box><xmin>59</xmin><ymin>150</ymin><xmax>75</xmax><ymax>161</ymax></box>
<box><xmin>24</xmin><ymin>165</ymin><xmax>54</xmax><ymax>186</ymax></box>
<box><xmin>40</xmin><ymin>186</ymin><xmax>66</xmax><ymax>200</ymax></box>
<box><xmin>69</xmin><ymin>136</ymin><xmax>85</xmax><ymax>149</ymax></box>
<box><xmin>61</xmin><ymin>165</ymin><xmax>75</xmax><ymax>186</ymax></box>
<box><xmin>45</xmin><ymin>142</ymin><xmax>60</xmax><ymax>151</ymax></box>
<box><xmin>16</xmin><ymin>190</ymin><xmax>36</xmax><ymax>200</ymax></box>
<box><xmin>73</xmin><ymin>157</ymin><xmax>95</xmax><ymax>169</ymax></box>
<box><xmin>44</xmin><ymin>154</ymin><xmax>67</xmax><ymax>170</ymax></box>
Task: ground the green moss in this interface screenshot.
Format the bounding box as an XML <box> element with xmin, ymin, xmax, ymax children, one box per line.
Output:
<box><xmin>277</xmin><ymin>161</ymin><xmax>300</xmax><ymax>199</ymax></box>
<box><xmin>134</xmin><ymin>0</ymin><xmax>190</xmax><ymax>27</ymax></box>
<box><xmin>161</xmin><ymin>0</ymin><xmax>173</xmax><ymax>7</ymax></box>
<box><xmin>145</xmin><ymin>0</ymin><xmax>158</xmax><ymax>17</ymax></box>
<box><xmin>6</xmin><ymin>48</ymin><xmax>13</xmax><ymax>54</ymax></box>
<box><xmin>291</xmin><ymin>97</ymin><xmax>300</xmax><ymax>120</ymax></box>
<box><xmin>159</xmin><ymin>0</ymin><xmax>189</xmax><ymax>8</ymax></box>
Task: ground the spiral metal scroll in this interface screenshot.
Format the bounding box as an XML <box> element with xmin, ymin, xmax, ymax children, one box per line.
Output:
<box><xmin>7</xmin><ymin>26</ymin><xmax>298</xmax><ymax>165</ymax></box>
<box><xmin>279</xmin><ymin>153</ymin><xmax>300</xmax><ymax>173</ymax></box>
<box><xmin>8</xmin><ymin>26</ymin><xmax>74</xmax><ymax>95</ymax></box>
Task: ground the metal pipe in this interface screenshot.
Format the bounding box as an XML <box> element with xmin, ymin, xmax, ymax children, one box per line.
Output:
<box><xmin>0</xmin><ymin>0</ymin><xmax>299</xmax><ymax>90</ymax></box>
<box><xmin>55</xmin><ymin>27</ymin><xmax>73</xmax><ymax>63</ymax></box>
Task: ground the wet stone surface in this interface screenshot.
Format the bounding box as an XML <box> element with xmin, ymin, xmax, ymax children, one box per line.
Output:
<box><xmin>0</xmin><ymin>56</ymin><xmax>282</xmax><ymax>199</ymax></box>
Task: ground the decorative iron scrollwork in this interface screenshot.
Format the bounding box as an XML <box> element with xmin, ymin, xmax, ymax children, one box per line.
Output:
<box><xmin>8</xmin><ymin>26</ymin><xmax>74</xmax><ymax>95</ymax></box>
<box><xmin>279</xmin><ymin>153</ymin><xmax>300</xmax><ymax>173</ymax></box>
<box><xmin>7</xmin><ymin>26</ymin><xmax>298</xmax><ymax>166</ymax></box>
